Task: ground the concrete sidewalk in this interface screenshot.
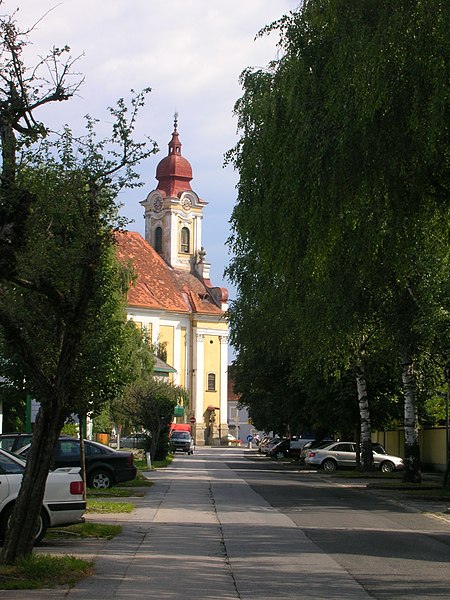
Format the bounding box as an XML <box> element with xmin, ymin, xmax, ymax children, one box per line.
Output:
<box><xmin>0</xmin><ymin>449</ymin><xmax>378</xmax><ymax>599</ymax></box>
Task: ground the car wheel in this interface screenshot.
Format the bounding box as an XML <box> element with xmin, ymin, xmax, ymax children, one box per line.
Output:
<box><xmin>275</xmin><ymin>451</ymin><xmax>285</xmax><ymax>460</ymax></box>
<box><xmin>89</xmin><ymin>470</ymin><xmax>114</xmax><ymax>489</ymax></box>
<box><xmin>322</xmin><ymin>458</ymin><xmax>337</xmax><ymax>472</ymax></box>
<box><xmin>380</xmin><ymin>460</ymin><xmax>394</xmax><ymax>473</ymax></box>
<box><xmin>0</xmin><ymin>505</ymin><xmax>48</xmax><ymax>545</ymax></box>
<box><xmin>34</xmin><ymin>510</ymin><xmax>49</xmax><ymax>544</ymax></box>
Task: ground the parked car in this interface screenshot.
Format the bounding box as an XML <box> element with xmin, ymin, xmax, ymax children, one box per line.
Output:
<box><xmin>227</xmin><ymin>433</ymin><xmax>242</xmax><ymax>445</ymax></box>
<box><xmin>300</xmin><ymin>439</ymin><xmax>334</xmax><ymax>461</ymax></box>
<box><xmin>120</xmin><ymin>433</ymin><xmax>150</xmax><ymax>450</ymax></box>
<box><xmin>17</xmin><ymin>436</ymin><xmax>137</xmax><ymax>489</ymax></box>
<box><xmin>304</xmin><ymin>441</ymin><xmax>404</xmax><ymax>472</ymax></box>
<box><xmin>169</xmin><ymin>430</ymin><xmax>194</xmax><ymax>454</ymax></box>
<box><xmin>257</xmin><ymin>436</ymin><xmax>273</xmax><ymax>453</ymax></box>
<box><xmin>267</xmin><ymin>439</ymin><xmax>290</xmax><ymax>459</ymax></box>
<box><xmin>0</xmin><ymin>448</ymin><xmax>85</xmax><ymax>544</ymax></box>
<box><xmin>267</xmin><ymin>439</ymin><xmax>303</xmax><ymax>459</ymax></box>
<box><xmin>0</xmin><ymin>433</ymin><xmax>33</xmax><ymax>453</ymax></box>
<box><xmin>301</xmin><ymin>440</ymin><xmax>386</xmax><ymax>462</ymax></box>
<box><xmin>260</xmin><ymin>437</ymin><xmax>282</xmax><ymax>455</ymax></box>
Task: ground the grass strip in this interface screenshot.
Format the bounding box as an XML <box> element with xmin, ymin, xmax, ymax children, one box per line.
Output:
<box><xmin>0</xmin><ymin>553</ymin><xmax>93</xmax><ymax>590</ymax></box>
<box><xmin>134</xmin><ymin>455</ymin><xmax>174</xmax><ymax>470</ymax></box>
<box><xmin>331</xmin><ymin>470</ymin><xmax>403</xmax><ymax>479</ymax></box>
<box><xmin>88</xmin><ymin>486</ymin><xmax>145</xmax><ymax>498</ymax></box>
<box><xmin>87</xmin><ymin>499</ymin><xmax>133</xmax><ymax>513</ymax></box>
<box><xmin>368</xmin><ymin>482</ymin><xmax>450</xmax><ymax>497</ymax></box>
<box><xmin>46</xmin><ymin>522</ymin><xmax>122</xmax><ymax>540</ymax></box>
<box><xmin>116</xmin><ymin>475</ymin><xmax>153</xmax><ymax>487</ymax></box>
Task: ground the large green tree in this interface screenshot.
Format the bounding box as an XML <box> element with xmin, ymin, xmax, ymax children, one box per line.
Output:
<box><xmin>227</xmin><ymin>0</ymin><xmax>449</xmax><ymax>480</ymax></box>
<box><xmin>121</xmin><ymin>379</ymin><xmax>189</xmax><ymax>460</ymax></box>
<box><xmin>0</xmin><ymin>10</ymin><xmax>157</xmax><ymax>562</ymax></box>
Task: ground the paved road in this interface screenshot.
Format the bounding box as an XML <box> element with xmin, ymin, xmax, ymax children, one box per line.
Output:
<box><xmin>232</xmin><ymin>454</ymin><xmax>450</xmax><ymax>599</ymax></box>
<box><xmin>3</xmin><ymin>447</ymin><xmax>450</xmax><ymax>599</ymax></box>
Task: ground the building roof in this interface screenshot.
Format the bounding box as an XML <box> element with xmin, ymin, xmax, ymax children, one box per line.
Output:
<box><xmin>115</xmin><ymin>231</ymin><xmax>224</xmax><ymax>316</ymax></box>
<box><xmin>155</xmin><ymin>121</ymin><xmax>193</xmax><ymax>198</ymax></box>
<box><xmin>153</xmin><ymin>356</ymin><xmax>176</xmax><ymax>374</ymax></box>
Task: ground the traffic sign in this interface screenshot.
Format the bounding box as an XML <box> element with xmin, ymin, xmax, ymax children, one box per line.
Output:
<box><xmin>189</xmin><ymin>416</ymin><xmax>196</xmax><ymax>424</ymax></box>
<box><xmin>246</xmin><ymin>435</ymin><xmax>253</xmax><ymax>442</ymax></box>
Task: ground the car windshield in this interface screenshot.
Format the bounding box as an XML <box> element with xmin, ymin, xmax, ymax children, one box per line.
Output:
<box><xmin>315</xmin><ymin>442</ymin><xmax>334</xmax><ymax>450</ymax></box>
<box><xmin>0</xmin><ymin>450</ymin><xmax>25</xmax><ymax>474</ymax></box>
<box><xmin>172</xmin><ymin>432</ymin><xmax>190</xmax><ymax>440</ymax></box>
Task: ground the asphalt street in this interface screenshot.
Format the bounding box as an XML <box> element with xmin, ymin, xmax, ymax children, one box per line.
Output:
<box><xmin>2</xmin><ymin>447</ymin><xmax>450</xmax><ymax>599</ymax></box>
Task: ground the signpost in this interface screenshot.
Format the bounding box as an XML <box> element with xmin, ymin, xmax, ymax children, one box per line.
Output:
<box><xmin>174</xmin><ymin>405</ymin><xmax>184</xmax><ymax>417</ymax></box>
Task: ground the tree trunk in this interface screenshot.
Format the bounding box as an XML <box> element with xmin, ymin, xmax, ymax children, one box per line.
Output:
<box><xmin>0</xmin><ymin>398</ymin><xmax>65</xmax><ymax>563</ymax></box>
<box><xmin>401</xmin><ymin>353</ymin><xmax>421</xmax><ymax>483</ymax></box>
<box><xmin>0</xmin><ymin>119</ymin><xmax>17</xmax><ymax>185</ymax></box>
<box><xmin>356</xmin><ymin>356</ymin><xmax>374</xmax><ymax>471</ymax></box>
<box><xmin>150</xmin><ymin>421</ymin><xmax>162</xmax><ymax>461</ymax></box>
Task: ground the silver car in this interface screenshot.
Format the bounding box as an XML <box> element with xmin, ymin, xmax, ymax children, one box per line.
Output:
<box><xmin>304</xmin><ymin>441</ymin><xmax>404</xmax><ymax>473</ymax></box>
<box><xmin>170</xmin><ymin>431</ymin><xmax>194</xmax><ymax>455</ymax></box>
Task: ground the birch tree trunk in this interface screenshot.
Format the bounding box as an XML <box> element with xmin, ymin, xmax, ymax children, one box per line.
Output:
<box><xmin>401</xmin><ymin>353</ymin><xmax>421</xmax><ymax>483</ymax></box>
<box><xmin>356</xmin><ymin>356</ymin><xmax>374</xmax><ymax>471</ymax></box>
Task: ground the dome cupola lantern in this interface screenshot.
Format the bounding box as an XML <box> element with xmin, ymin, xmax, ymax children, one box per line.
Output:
<box><xmin>155</xmin><ymin>113</ymin><xmax>193</xmax><ymax>197</ymax></box>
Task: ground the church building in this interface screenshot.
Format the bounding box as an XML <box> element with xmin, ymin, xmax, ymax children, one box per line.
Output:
<box><xmin>115</xmin><ymin>118</ymin><xmax>229</xmax><ymax>446</ymax></box>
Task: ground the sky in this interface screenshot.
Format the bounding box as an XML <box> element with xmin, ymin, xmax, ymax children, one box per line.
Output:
<box><xmin>8</xmin><ymin>0</ymin><xmax>299</xmax><ymax>297</ymax></box>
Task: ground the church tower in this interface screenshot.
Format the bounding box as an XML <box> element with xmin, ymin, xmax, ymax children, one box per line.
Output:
<box><xmin>117</xmin><ymin>116</ymin><xmax>229</xmax><ymax>446</ymax></box>
<box><xmin>141</xmin><ymin>115</ymin><xmax>211</xmax><ymax>279</ymax></box>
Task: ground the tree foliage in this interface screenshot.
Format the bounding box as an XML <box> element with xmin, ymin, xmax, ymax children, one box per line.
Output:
<box><xmin>121</xmin><ymin>379</ymin><xmax>189</xmax><ymax>460</ymax></box>
<box><xmin>0</xmin><ymin>8</ymin><xmax>157</xmax><ymax>562</ymax></box>
<box><xmin>227</xmin><ymin>0</ymin><xmax>449</xmax><ymax>479</ymax></box>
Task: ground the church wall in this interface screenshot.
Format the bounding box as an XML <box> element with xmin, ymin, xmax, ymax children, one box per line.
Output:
<box><xmin>124</xmin><ymin>315</ymin><xmax>226</xmax><ymax>446</ymax></box>
<box><xmin>127</xmin><ymin>310</ymin><xmax>192</xmax><ymax>389</ymax></box>
<box><xmin>192</xmin><ymin>320</ymin><xmax>228</xmax><ymax>332</ymax></box>
<box><xmin>203</xmin><ymin>334</ymin><xmax>221</xmax><ymax>412</ymax></box>
<box><xmin>159</xmin><ymin>324</ymin><xmax>174</xmax><ymax>382</ymax></box>
<box><xmin>180</xmin><ymin>327</ymin><xmax>187</xmax><ymax>389</ymax></box>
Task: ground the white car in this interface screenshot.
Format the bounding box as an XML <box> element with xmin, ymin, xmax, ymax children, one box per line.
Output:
<box><xmin>0</xmin><ymin>448</ymin><xmax>86</xmax><ymax>544</ymax></box>
<box><xmin>227</xmin><ymin>434</ymin><xmax>241</xmax><ymax>445</ymax></box>
<box><xmin>304</xmin><ymin>441</ymin><xmax>404</xmax><ymax>472</ymax></box>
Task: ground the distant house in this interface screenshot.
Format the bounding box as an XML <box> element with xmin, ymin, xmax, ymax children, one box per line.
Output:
<box><xmin>153</xmin><ymin>356</ymin><xmax>176</xmax><ymax>380</ymax></box>
<box><xmin>227</xmin><ymin>365</ymin><xmax>254</xmax><ymax>443</ymax></box>
<box><xmin>115</xmin><ymin>118</ymin><xmax>229</xmax><ymax>445</ymax></box>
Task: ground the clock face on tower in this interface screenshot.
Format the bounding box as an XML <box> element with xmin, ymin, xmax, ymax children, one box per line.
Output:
<box><xmin>153</xmin><ymin>197</ymin><xmax>163</xmax><ymax>212</ymax></box>
<box><xmin>181</xmin><ymin>197</ymin><xmax>192</xmax><ymax>211</ymax></box>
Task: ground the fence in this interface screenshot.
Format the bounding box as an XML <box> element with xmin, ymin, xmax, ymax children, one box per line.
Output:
<box><xmin>371</xmin><ymin>427</ymin><xmax>447</xmax><ymax>472</ymax></box>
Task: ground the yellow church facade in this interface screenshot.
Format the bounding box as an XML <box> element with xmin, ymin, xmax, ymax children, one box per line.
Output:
<box><xmin>116</xmin><ymin>119</ymin><xmax>229</xmax><ymax>445</ymax></box>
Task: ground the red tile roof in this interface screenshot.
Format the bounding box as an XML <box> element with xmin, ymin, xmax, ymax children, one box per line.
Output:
<box><xmin>115</xmin><ymin>231</ymin><xmax>224</xmax><ymax>316</ymax></box>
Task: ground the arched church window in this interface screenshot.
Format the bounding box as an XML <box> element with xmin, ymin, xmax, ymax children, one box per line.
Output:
<box><xmin>155</xmin><ymin>226</ymin><xmax>162</xmax><ymax>254</ymax></box>
<box><xmin>180</xmin><ymin>227</ymin><xmax>190</xmax><ymax>253</ymax></box>
<box><xmin>207</xmin><ymin>372</ymin><xmax>216</xmax><ymax>391</ymax></box>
